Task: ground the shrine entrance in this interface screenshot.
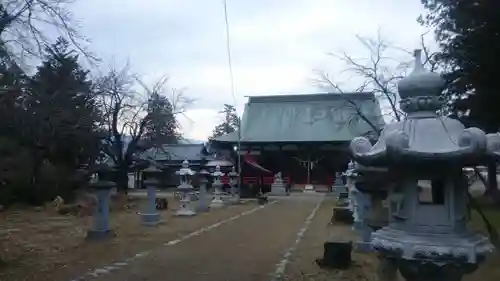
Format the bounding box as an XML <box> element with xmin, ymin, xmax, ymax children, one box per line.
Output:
<box><xmin>257</xmin><ymin>147</ymin><xmax>350</xmax><ymax>186</ymax></box>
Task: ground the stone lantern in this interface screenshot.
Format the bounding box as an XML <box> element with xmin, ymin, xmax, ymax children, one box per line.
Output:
<box><xmin>333</xmin><ymin>165</ymin><xmax>354</xmax><ymax>223</ymax></box>
<box><xmin>175</xmin><ymin>160</ymin><xmax>196</xmax><ymax>216</ymax></box>
<box><xmin>140</xmin><ymin>165</ymin><xmax>161</xmax><ymax>226</ymax></box>
<box><xmin>86</xmin><ymin>165</ymin><xmax>116</xmax><ymax>240</ymax></box>
<box><xmin>197</xmin><ymin>168</ymin><xmax>210</xmax><ymax>212</ymax></box>
<box><xmin>210</xmin><ymin>165</ymin><xmax>225</xmax><ymax>208</ymax></box>
<box><xmin>228</xmin><ymin>166</ymin><xmax>240</xmax><ymax>204</ymax></box>
<box><xmin>350</xmin><ymin>49</ymin><xmax>495</xmax><ymax>281</ymax></box>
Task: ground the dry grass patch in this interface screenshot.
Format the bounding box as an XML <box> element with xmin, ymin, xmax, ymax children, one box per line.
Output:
<box><xmin>0</xmin><ymin>196</ymin><xmax>258</xmax><ymax>281</ymax></box>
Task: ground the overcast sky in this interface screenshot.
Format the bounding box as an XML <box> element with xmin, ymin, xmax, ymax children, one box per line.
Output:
<box><xmin>73</xmin><ymin>0</ymin><xmax>430</xmax><ymax>141</ymax></box>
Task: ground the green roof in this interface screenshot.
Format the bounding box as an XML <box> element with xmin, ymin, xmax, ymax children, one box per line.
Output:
<box><xmin>213</xmin><ymin>92</ymin><xmax>385</xmax><ymax>143</ymax></box>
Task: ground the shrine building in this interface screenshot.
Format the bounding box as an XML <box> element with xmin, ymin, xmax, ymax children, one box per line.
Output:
<box><xmin>210</xmin><ymin>92</ymin><xmax>384</xmax><ymax>193</ymax></box>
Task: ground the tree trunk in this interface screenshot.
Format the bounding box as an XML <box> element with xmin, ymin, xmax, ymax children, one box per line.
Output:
<box><xmin>115</xmin><ymin>167</ymin><xmax>129</xmax><ymax>195</ymax></box>
<box><xmin>485</xmin><ymin>161</ymin><xmax>500</xmax><ymax>204</ymax></box>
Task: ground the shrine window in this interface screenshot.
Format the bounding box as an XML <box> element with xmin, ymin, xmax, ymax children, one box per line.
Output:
<box><xmin>418</xmin><ymin>179</ymin><xmax>445</xmax><ymax>205</ymax></box>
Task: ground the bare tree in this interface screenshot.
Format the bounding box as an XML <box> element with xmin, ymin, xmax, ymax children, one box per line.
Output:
<box><xmin>95</xmin><ymin>65</ymin><xmax>193</xmax><ymax>192</ymax></box>
<box><xmin>314</xmin><ymin>30</ymin><xmax>438</xmax><ymax>136</ymax></box>
<box><xmin>0</xmin><ymin>0</ymin><xmax>92</xmax><ymax>67</ymax></box>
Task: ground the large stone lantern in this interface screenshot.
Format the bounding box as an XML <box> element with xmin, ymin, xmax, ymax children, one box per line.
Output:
<box><xmin>228</xmin><ymin>166</ymin><xmax>240</xmax><ymax>204</ymax></box>
<box><xmin>210</xmin><ymin>165</ymin><xmax>225</xmax><ymax>208</ymax></box>
<box><xmin>175</xmin><ymin>160</ymin><xmax>196</xmax><ymax>216</ymax></box>
<box><xmin>350</xmin><ymin>49</ymin><xmax>495</xmax><ymax>281</ymax></box>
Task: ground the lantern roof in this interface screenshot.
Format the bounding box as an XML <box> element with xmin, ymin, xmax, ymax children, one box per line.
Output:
<box><xmin>176</xmin><ymin>160</ymin><xmax>195</xmax><ymax>176</ymax></box>
<box><xmin>350</xmin><ymin>49</ymin><xmax>499</xmax><ymax>167</ymax></box>
<box><xmin>227</xmin><ymin>166</ymin><xmax>239</xmax><ymax>177</ymax></box>
<box><xmin>212</xmin><ymin>165</ymin><xmax>225</xmax><ymax>177</ymax></box>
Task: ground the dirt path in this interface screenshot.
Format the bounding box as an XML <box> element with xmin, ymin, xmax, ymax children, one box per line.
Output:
<box><xmin>86</xmin><ymin>195</ymin><xmax>323</xmax><ymax>281</ymax></box>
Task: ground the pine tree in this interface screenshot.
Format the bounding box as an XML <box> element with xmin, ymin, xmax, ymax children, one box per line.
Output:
<box><xmin>144</xmin><ymin>92</ymin><xmax>179</xmax><ymax>146</ymax></box>
<box><xmin>27</xmin><ymin>37</ymin><xmax>101</xmax><ymax>169</ymax></box>
<box><xmin>211</xmin><ymin>104</ymin><xmax>240</xmax><ymax>138</ymax></box>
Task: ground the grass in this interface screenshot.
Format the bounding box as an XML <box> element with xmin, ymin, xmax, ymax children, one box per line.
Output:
<box><xmin>0</xmin><ymin>195</ymin><xmax>260</xmax><ymax>281</ymax></box>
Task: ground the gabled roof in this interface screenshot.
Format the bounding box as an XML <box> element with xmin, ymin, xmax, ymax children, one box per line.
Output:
<box><xmin>140</xmin><ymin>143</ymin><xmax>214</xmax><ymax>162</ymax></box>
<box><xmin>213</xmin><ymin>92</ymin><xmax>384</xmax><ymax>143</ymax></box>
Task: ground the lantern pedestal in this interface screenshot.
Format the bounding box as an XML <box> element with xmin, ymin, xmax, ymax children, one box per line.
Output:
<box><xmin>210</xmin><ymin>192</ymin><xmax>225</xmax><ymax>208</ymax></box>
<box><xmin>140</xmin><ymin>176</ymin><xmax>161</xmax><ymax>226</ymax></box>
<box><xmin>197</xmin><ymin>171</ymin><xmax>210</xmax><ymax>212</ymax></box>
<box><xmin>86</xmin><ymin>181</ymin><xmax>115</xmax><ymax>240</ymax></box>
<box><xmin>176</xmin><ymin>184</ymin><xmax>197</xmax><ymax>216</ymax></box>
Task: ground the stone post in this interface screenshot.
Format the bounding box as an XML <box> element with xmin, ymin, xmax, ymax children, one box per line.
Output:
<box><xmin>197</xmin><ymin>169</ymin><xmax>210</xmax><ymax>212</ymax></box>
<box><xmin>210</xmin><ymin>165</ymin><xmax>225</xmax><ymax>208</ymax></box>
<box><xmin>175</xmin><ymin>160</ymin><xmax>196</xmax><ymax>216</ymax></box>
<box><xmin>140</xmin><ymin>166</ymin><xmax>161</xmax><ymax>226</ymax></box>
<box><xmin>86</xmin><ymin>174</ymin><xmax>115</xmax><ymax>240</ymax></box>
<box><xmin>228</xmin><ymin>166</ymin><xmax>240</xmax><ymax>203</ymax></box>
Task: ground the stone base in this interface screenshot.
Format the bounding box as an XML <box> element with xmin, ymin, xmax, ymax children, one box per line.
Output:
<box><xmin>271</xmin><ymin>184</ymin><xmax>286</xmax><ymax>195</ymax></box>
<box><xmin>229</xmin><ymin>196</ymin><xmax>241</xmax><ymax>204</ymax></box>
<box><xmin>210</xmin><ymin>198</ymin><xmax>224</xmax><ymax>208</ymax></box>
<box><xmin>196</xmin><ymin>204</ymin><xmax>209</xmax><ymax>212</ymax></box>
<box><xmin>303</xmin><ymin>185</ymin><xmax>316</xmax><ymax>193</ymax></box>
<box><xmin>85</xmin><ymin>229</ymin><xmax>115</xmax><ymax>240</ymax></box>
<box><xmin>332</xmin><ymin>207</ymin><xmax>353</xmax><ymax>224</ymax></box>
<box><xmin>140</xmin><ymin>212</ymin><xmax>161</xmax><ymax>226</ymax></box>
<box><xmin>315</xmin><ymin>241</ymin><xmax>352</xmax><ymax>269</ymax></box>
<box><xmin>354</xmin><ymin>241</ymin><xmax>373</xmax><ymax>252</ymax></box>
<box><xmin>175</xmin><ymin>208</ymin><xmax>196</xmax><ymax>216</ymax></box>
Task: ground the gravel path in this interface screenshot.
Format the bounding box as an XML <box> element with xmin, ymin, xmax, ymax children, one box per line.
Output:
<box><xmin>89</xmin><ymin>195</ymin><xmax>323</xmax><ymax>281</ymax></box>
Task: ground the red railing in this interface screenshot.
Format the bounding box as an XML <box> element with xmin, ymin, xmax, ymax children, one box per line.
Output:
<box><xmin>283</xmin><ymin>176</ymin><xmax>291</xmax><ymax>184</ymax></box>
<box><xmin>242</xmin><ymin>176</ymin><xmax>260</xmax><ymax>185</ymax></box>
<box><xmin>262</xmin><ymin>176</ymin><xmax>274</xmax><ymax>185</ymax></box>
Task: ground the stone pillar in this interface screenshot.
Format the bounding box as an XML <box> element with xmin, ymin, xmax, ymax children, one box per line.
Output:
<box><xmin>351</xmin><ymin>187</ymin><xmax>372</xmax><ymax>252</ymax></box>
<box><xmin>228</xmin><ymin>166</ymin><xmax>240</xmax><ymax>204</ymax></box>
<box><xmin>197</xmin><ymin>169</ymin><xmax>210</xmax><ymax>212</ymax></box>
<box><xmin>175</xmin><ymin>160</ymin><xmax>196</xmax><ymax>216</ymax></box>
<box><xmin>140</xmin><ymin>166</ymin><xmax>161</xmax><ymax>225</ymax></box>
<box><xmin>86</xmin><ymin>178</ymin><xmax>115</xmax><ymax>240</ymax></box>
<box><xmin>210</xmin><ymin>165</ymin><xmax>225</xmax><ymax>208</ymax></box>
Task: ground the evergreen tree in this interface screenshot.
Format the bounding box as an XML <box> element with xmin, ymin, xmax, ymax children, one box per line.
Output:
<box><xmin>144</xmin><ymin>92</ymin><xmax>180</xmax><ymax>146</ymax></box>
<box><xmin>211</xmin><ymin>104</ymin><xmax>240</xmax><ymax>138</ymax></box>
<box><xmin>420</xmin><ymin>0</ymin><xmax>500</xmax><ymax>200</ymax></box>
<box><xmin>27</xmin><ymin>37</ymin><xmax>101</xmax><ymax>168</ymax></box>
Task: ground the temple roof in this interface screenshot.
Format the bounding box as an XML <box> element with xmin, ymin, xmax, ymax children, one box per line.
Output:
<box><xmin>140</xmin><ymin>144</ymin><xmax>214</xmax><ymax>163</ymax></box>
<box><xmin>212</xmin><ymin>92</ymin><xmax>384</xmax><ymax>143</ymax></box>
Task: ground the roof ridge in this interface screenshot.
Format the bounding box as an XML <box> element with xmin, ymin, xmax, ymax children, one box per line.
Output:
<box><xmin>247</xmin><ymin>92</ymin><xmax>375</xmax><ymax>104</ymax></box>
